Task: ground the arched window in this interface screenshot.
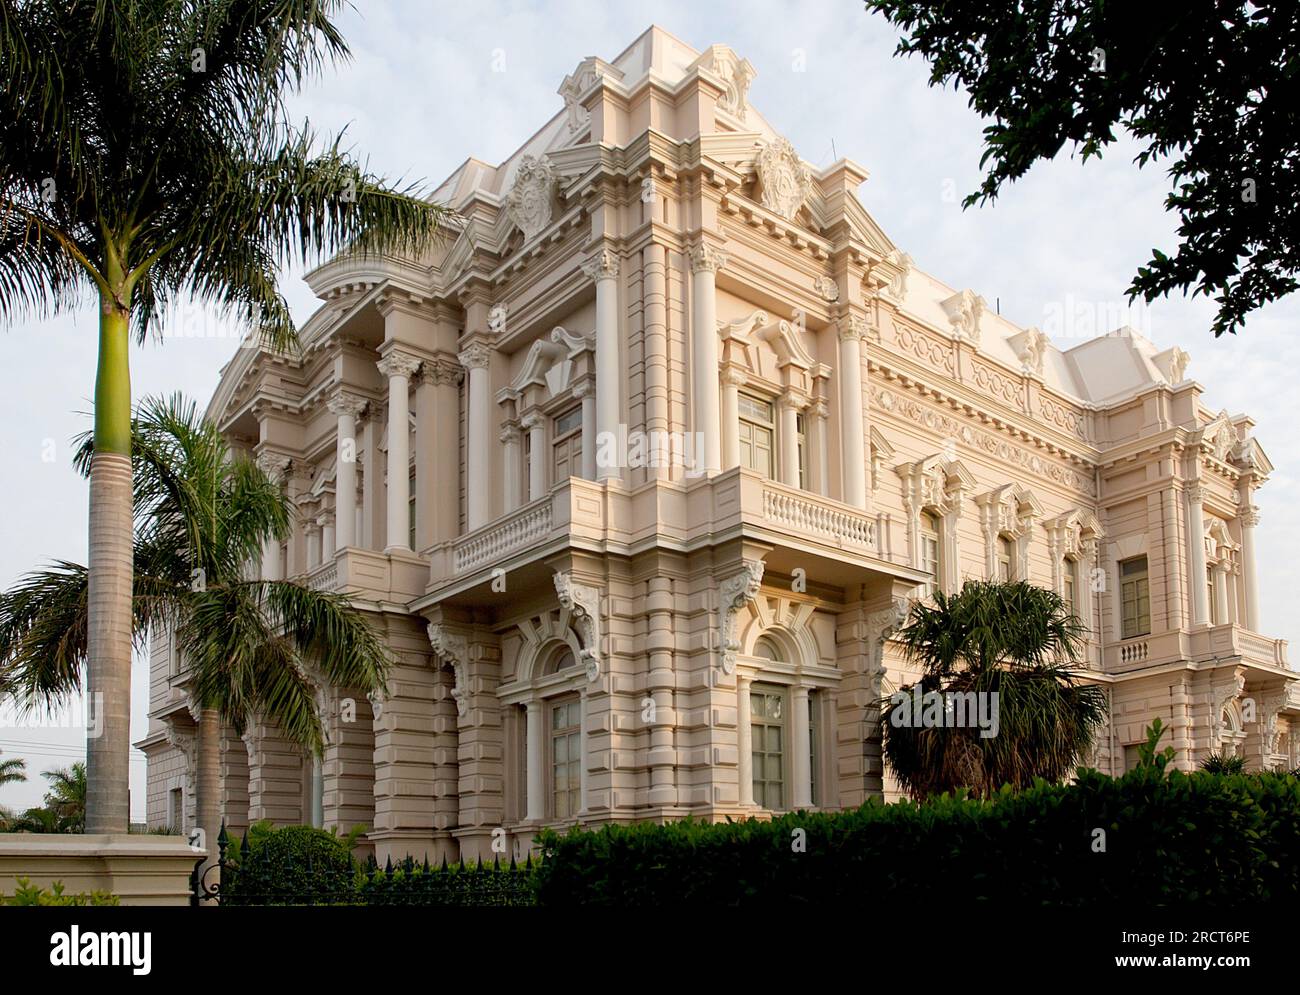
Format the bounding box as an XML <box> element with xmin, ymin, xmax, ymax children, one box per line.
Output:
<box><xmin>544</xmin><ymin>647</ymin><xmax>578</xmax><ymax>676</ymax></box>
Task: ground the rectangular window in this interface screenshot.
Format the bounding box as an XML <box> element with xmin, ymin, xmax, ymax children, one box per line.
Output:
<box><xmin>550</xmin><ymin>698</ymin><xmax>581</xmax><ymax>820</ymax></box>
<box><xmin>1062</xmin><ymin>558</ymin><xmax>1077</xmax><ymax>618</ymax></box>
<box><xmin>1207</xmin><ymin>565</ymin><xmax>1217</xmax><ymax>625</ymax></box>
<box><xmin>997</xmin><ymin>537</ymin><xmax>1013</xmax><ymax>581</ymax></box>
<box><xmin>920</xmin><ymin>513</ymin><xmax>940</xmax><ymax>598</ymax></box>
<box><xmin>795</xmin><ymin>412</ymin><xmax>808</xmax><ymax>491</ymax></box>
<box><xmin>552</xmin><ymin>406</ymin><xmax>583</xmax><ymax>483</ymax></box>
<box><xmin>408</xmin><ymin>467</ymin><xmax>416</xmax><ymax>550</ymax></box>
<box><xmin>808</xmin><ymin>691</ymin><xmax>818</xmax><ymax>807</ymax></box>
<box><xmin>167</xmin><ymin>787</ymin><xmax>183</xmax><ymax>833</ymax></box>
<box><xmin>738</xmin><ymin>393</ymin><xmax>775</xmax><ymax>479</ymax></box>
<box><xmin>751</xmin><ymin>685</ymin><xmax>786</xmax><ymax>810</ymax></box>
<box><xmin>1120</xmin><ymin>556</ymin><xmax>1150</xmax><ymax>638</ymax></box>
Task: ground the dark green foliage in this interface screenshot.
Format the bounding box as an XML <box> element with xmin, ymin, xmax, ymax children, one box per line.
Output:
<box><xmin>223</xmin><ymin>825</ymin><xmax>355</xmax><ymax>906</ymax></box>
<box><xmin>864</xmin><ymin>1</ymin><xmax>1300</xmax><ymax>336</ymax></box>
<box><xmin>1200</xmin><ymin>753</ymin><xmax>1249</xmax><ymax>775</ymax></box>
<box><xmin>535</xmin><ymin>767</ymin><xmax>1300</xmax><ymax>906</ymax></box>
<box><xmin>220</xmin><ymin>823</ymin><xmax>536</xmax><ymax>906</ymax></box>
<box><xmin>357</xmin><ymin>859</ymin><xmax>537</xmax><ymax>908</ymax></box>
<box><xmin>882</xmin><ymin>581</ymin><xmax>1107</xmax><ymax>798</ymax></box>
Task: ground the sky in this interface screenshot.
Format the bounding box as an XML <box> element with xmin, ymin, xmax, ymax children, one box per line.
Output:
<box><xmin>1</xmin><ymin>1</ymin><xmax>1296</xmax><ymax>819</ymax></box>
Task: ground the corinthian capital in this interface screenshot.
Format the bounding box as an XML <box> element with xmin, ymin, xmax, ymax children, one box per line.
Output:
<box><xmin>581</xmin><ymin>248</ymin><xmax>620</xmax><ymax>281</ymax></box>
<box><xmin>458</xmin><ymin>343</ymin><xmax>492</xmax><ymax>370</ymax></box>
<box><xmin>838</xmin><ymin>313</ymin><xmax>872</xmax><ymax>343</ymax></box>
<box><xmin>376</xmin><ymin>351</ymin><xmax>422</xmax><ymax>380</ymax></box>
<box><xmin>689</xmin><ymin>241</ymin><xmax>728</xmax><ymax>275</ymax></box>
<box><xmin>326</xmin><ymin>391</ymin><xmax>367</xmax><ymax>418</ymax></box>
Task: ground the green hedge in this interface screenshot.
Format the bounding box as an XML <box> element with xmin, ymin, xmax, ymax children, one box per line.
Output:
<box><xmin>220</xmin><ymin>825</ymin><xmax>537</xmax><ymax>906</ymax></box>
<box><xmin>358</xmin><ymin>856</ymin><xmax>537</xmax><ymax>907</ymax></box>
<box><xmin>534</xmin><ymin>767</ymin><xmax>1300</xmax><ymax>906</ymax></box>
<box><xmin>223</xmin><ymin>825</ymin><xmax>357</xmax><ymax>906</ymax></box>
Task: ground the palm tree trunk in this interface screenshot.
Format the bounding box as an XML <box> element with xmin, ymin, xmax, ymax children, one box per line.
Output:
<box><xmin>195</xmin><ymin>707</ymin><xmax>222</xmax><ymax>886</ymax></box>
<box><xmin>84</xmin><ymin>295</ymin><xmax>133</xmax><ymax>834</ymax></box>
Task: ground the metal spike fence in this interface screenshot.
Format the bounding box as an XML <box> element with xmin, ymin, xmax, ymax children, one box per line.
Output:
<box><xmin>194</xmin><ymin>823</ymin><xmax>538</xmax><ymax>907</ymax></box>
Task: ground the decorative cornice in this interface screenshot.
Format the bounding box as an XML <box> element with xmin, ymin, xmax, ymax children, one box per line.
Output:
<box><xmin>718</xmin><ymin>559</ymin><xmax>765</xmax><ymax>674</ymax></box>
<box><xmin>426</xmin><ymin>623</ymin><xmax>469</xmax><ymax>718</ymax></box>
<box><xmin>554</xmin><ymin>572</ymin><xmax>602</xmax><ymax>683</ymax></box>
<box><xmin>376</xmin><ymin>352</ymin><xmax>422</xmax><ymax>380</ymax></box>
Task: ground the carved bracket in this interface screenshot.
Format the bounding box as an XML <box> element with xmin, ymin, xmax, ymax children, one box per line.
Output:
<box><xmin>554</xmin><ymin>572</ymin><xmax>602</xmax><ymax>682</ymax></box>
<box><xmin>426</xmin><ymin>623</ymin><xmax>470</xmax><ymax>717</ymax></box>
<box><xmin>718</xmin><ymin>560</ymin><xmax>765</xmax><ymax>674</ymax></box>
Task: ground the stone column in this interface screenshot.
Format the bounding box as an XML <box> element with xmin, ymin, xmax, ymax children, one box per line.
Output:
<box><xmin>525</xmin><ymin>699</ymin><xmax>544</xmax><ymax>822</ymax></box>
<box><xmin>320</xmin><ymin>514</ymin><xmax>335</xmax><ymax>560</ymax></box>
<box><xmin>584</xmin><ymin>250</ymin><xmax>622</xmax><ymax>481</ymax></box>
<box><xmin>1240</xmin><ymin>506</ymin><xmax>1260</xmax><ymax>631</ymax></box>
<box><xmin>523</xmin><ymin>412</ymin><xmax>547</xmax><ymax>502</ymax></box>
<box><xmin>574</xmin><ymin>380</ymin><xmax>597</xmax><ymax>480</ymax></box>
<box><xmin>377</xmin><ymin>351</ymin><xmax>421</xmax><ymax>553</ymax></box>
<box><xmin>779</xmin><ymin>391</ymin><xmax>803</xmax><ymax>487</ymax></box>
<box><xmin>721</xmin><ymin>368</ymin><xmax>744</xmax><ymax>470</ymax></box>
<box><xmin>736</xmin><ymin>672</ymin><xmax>754</xmax><ymax>807</ymax></box>
<box><xmin>837</xmin><ymin>316</ymin><xmax>869</xmax><ymax>509</ymax></box>
<box><xmin>1187</xmin><ymin>483</ymin><xmax>1209</xmax><ymax>626</ymax></box>
<box><xmin>500</xmin><ymin>424</ymin><xmax>522</xmax><ymax>512</ymax></box>
<box><xmin>255</xmin><ymin>454</ymin><xmax>289</xmax><ymax>580</ymax></box>
<box><xmin>578</xmin><ymin>688</ymin><xmax>590</xmax><ymax>814</ymax></box>
<box><xmin>643</xmin><ymin>242</ymin><xmax>670</xmax><ymax>481</ymax></box>
<box><xmin>460</xmin><ymin>344</ymin><xmax>493</xmax><ymax>530</ymax></box>
<box><xmin>326</xmin><ymin>393</ymin><xmax>365</xmax><ymax>550</ymax></box>
<box><xmin>689</xmin><ymin>242</ymin><xmax>727</xmax><ymax>477</ymax></box>
<box><xmin>306</xmin><ymin>518</ymin><xmax>322</xmax><ymax>569</ymax></box>
<box><xmin>791</xmin><ymin>685</ymin><xmax>812</xmax><ymax>808</ymax></box>
<box><xmin>810</xmin><ymin>401</ymin><xmax>830</xmax><ymax>496</ymax></box>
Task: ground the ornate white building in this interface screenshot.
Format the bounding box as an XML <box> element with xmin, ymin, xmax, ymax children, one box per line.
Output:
<box><xmin>140</xmin><ymin>27</ymin><xmax>1298</xmax><ymax>863</ymax></box>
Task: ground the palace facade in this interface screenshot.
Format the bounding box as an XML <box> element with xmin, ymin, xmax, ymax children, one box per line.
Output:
<box><xmin>139</xmin><ymin>27</ymin><xmax>1299</xmax><ymax>863</ymax></box>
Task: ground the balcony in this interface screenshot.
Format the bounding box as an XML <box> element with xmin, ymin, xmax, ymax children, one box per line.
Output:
<box><xmin>423</xmin><ymin>466</ymin><xmax>916</xmax><ymax>599</ymax></box>
<box><xmin>303</xmin><ymin>546</ymin><xmax>426</xmax><ymax>605</ymax></box>
<box><xmin>1105</xmin><ymin>623</ymin><xmax>1290</xmax><ymax>674</ymax></box>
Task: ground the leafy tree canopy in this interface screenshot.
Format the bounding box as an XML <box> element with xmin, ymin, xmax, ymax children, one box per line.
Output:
<box><xmin>865</xmin><ymin>0</ymin><xmax>1300</xmax><ymax>335</ymax></box>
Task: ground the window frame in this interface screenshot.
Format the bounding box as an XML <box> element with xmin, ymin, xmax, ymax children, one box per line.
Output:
<box><xmin>1119</xmin><ymin>555</ymin><xmax>1151</xmax><ymax>639</ymax></box>
<box><xmin>738</xmin><ymin>391</ymin><xmax>776</xmax><ymax>479</ymax></box>
<box><xmin>548</xmin><ymin>694</ymin><xmax>582</xmax><ymax>822</ymax></box>
<box><xmin>750</xmin><ymin>682</ymin><xmax>787</xmax><ymax>811</ymax></box>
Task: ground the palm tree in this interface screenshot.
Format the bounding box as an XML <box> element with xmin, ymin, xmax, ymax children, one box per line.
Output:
<box><xmin>39</xmin><ymin>762</ymin><xmax>86</xmax><ymax>832</ymax></box>
<box><xmin>0</xmin><ymin>1</ymin><xmax>447</xmax><ymax>832</ymax></box>
<box><xmin>0</xmin><ymin>750</ymin><xmax>25</xmax><ymax>787</ymax></box>
<box><xmin>0</xmin><ymin>393</ymin><xmax>390</xmax><ymax>867</ymax></box>
<box><xmin>881</xmin><ymin>580</ymin><xmax>1108</xmax><ymax>798</ymax></box>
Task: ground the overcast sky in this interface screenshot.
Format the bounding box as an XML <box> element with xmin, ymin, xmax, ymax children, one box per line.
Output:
<box><xmin>2</xmin><ymin>2</ymin><xmax>1296</xmax><ymax>818</ymax></box>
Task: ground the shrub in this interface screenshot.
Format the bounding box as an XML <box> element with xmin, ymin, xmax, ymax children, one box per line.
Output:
<box><xmin>1200</xmin><ymin>753</ymin><xmax>1248</xmax><ymax>774</ymax></box>
<box><xmin>223</xmin><ymin>825</ymin><xmax>356</xmax><ymax>906</ymax></box>
<box><xmin>535</xmin><ymin>766</ymin><xmax>1300</xmax><ymax>906</ymax></box>
<box><xmin>2</xmin><ymin>877</ymin><xmax>119</xmax><ymax>906</ymax></box>
<box><xmin>358</xmin><ymin>855</ymin><xmax>537</xmax><ymax>907</ymax></box>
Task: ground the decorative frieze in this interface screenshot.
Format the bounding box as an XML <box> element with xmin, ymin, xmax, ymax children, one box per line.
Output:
<box><xmin>871</xmin><ymin>385</ymin><xmax>1096</xmax><ymax>496</ymax></box>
